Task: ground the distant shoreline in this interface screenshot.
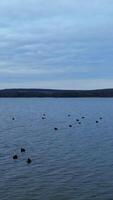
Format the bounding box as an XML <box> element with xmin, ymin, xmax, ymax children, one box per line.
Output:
<box><xmin>0</xmin><ymin>88</ymin><xmax>113</xmax><ymax>97</ymax></box>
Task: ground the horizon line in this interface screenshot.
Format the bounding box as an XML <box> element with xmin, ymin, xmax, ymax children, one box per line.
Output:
<box><xmin>1</xmin><ymin>87</ymin><xmax>113</xmax><ymax>91</ymax></box>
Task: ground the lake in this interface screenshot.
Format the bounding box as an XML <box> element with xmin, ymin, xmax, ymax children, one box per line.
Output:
<box><xmin>0</xmin><ymin>98</ymin><xmax>113</xmax><ymax>200</ymax></box>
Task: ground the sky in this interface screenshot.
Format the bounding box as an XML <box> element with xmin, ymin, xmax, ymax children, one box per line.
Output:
<box><xmin>0</xmin><ymin>0</ymin><xmax>113</xmax><ymax>89</ymax></box>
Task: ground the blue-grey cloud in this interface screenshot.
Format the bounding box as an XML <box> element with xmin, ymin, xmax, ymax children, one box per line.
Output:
<box><xmin>0</xmin><ymin>0</ymin><xmax>113</xmax><ymax>89</ymax></box>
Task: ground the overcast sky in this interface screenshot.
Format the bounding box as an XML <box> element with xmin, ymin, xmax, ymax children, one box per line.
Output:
<box><xmin>0</xmin><ymin>0</ymin><xmax>113</xmax><ymax>89</ymax></box>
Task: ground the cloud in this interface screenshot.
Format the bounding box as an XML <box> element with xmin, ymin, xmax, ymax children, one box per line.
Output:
<box><xmin>0</xmin><ymin>0</ymin><xmax>113</xmax><ymax>89</ymax></box>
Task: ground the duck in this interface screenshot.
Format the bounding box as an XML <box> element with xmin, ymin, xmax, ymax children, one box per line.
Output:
<box><xmin>69</xmin><ymin>125</ymin><xmax>72</xmax><ymax>127</ymax></box>
<box><xmin>13</xmin><ymin>155</ymin><xmax>18</xmax><ymax>159</ymax></box>
<box><xmin>27</xmin><ymin>158</ymin><xmax>32</xmax><ymax>164</ymax></box>
<box><xmin>21</xmin><ymin>148</ymin><xmax>26</xmax><ymax>152</ymax></box>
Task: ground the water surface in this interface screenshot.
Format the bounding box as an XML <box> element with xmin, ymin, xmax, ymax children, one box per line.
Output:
<box><xmin>0</xmin><ymin>98</ymin><xmax>113</xmax><ymax>200</ymax></box>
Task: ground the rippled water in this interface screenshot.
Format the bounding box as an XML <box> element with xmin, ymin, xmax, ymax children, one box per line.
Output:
<box><xmin>0</xmin><ymin>98</ymin><xmax>113</xmax><ymax>200</ymax></box>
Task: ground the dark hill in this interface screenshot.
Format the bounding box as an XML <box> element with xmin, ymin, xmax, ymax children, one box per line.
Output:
<box><xmin>0</xmin><ymin>88</ymin><xmax>113</xmax><ymax>97</ymax></box>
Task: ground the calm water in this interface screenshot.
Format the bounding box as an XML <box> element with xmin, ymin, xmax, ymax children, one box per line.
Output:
<box><xmin>0</xmin><ymin>98</ymin><xmax>113</xmax><ymax>200</ymax></box>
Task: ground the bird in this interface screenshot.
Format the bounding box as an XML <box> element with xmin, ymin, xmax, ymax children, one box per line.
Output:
<box><xmin>96</xmin><ymin>121</ymin><xmax>99</xmax><ymax>123</ymax></box>
<box><xmin>27</xmin><ymin>158</ymin><xmax>32</xmax><ymax>164</ymax></box>
<box><xmin>76</xmin><ymin>119</ymin><xmax>79</xmax><ymax>122</ymax></box>
<box><xmin>69</xmin><ymin>125</ymin><xmax>72</xmax><ymax>127</ymax></box>
<box><xmin>21</xmin><ymin>148</ymin><xmax>25</xmax><ymax>152</ymax></box>
<box><xmin>54</xmin><ymin>127</ymin><xmax>58</xmax><ymax>130</ymax></box>
<box><xmin>13</xmin><ymin>155</ymin><xmax>18</xmax><ymax>159</ymax></box>
<box><xmin>12</xmin><ymin>117</ymin><xmax>15</xmax><ymax>120</ymax></box>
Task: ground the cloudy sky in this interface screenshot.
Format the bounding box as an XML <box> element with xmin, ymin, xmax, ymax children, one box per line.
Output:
<box><xmin>0</xmin><ymin>0</ymin><xmax>113</xmax><ymax>89</ymax></box>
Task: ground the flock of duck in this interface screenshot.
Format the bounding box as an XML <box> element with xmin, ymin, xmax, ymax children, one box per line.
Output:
<box><xmin>52</xmin><ymin>115</ymin><xmax>103</xmax><ymax>131</ymax></box>
<box><xmin>12</xmin><ymin>118</ymin><xmax>32</xmax><ymax>164</ymax></box>
<box><xmin>12</xmin><ymin>113</ymin><xmax>103</xmax><ymax>164</ymax></box>
<box><xmin>13</xmin><ymin>147</ymin><xmax>32</xmax><ymax>164</ymax></box>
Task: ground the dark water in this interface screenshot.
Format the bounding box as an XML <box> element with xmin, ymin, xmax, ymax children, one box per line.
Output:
<box><xmin>0</xmin><ymin>98</ymin><xmax>113</xmax><ymax>200</ymax></box>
